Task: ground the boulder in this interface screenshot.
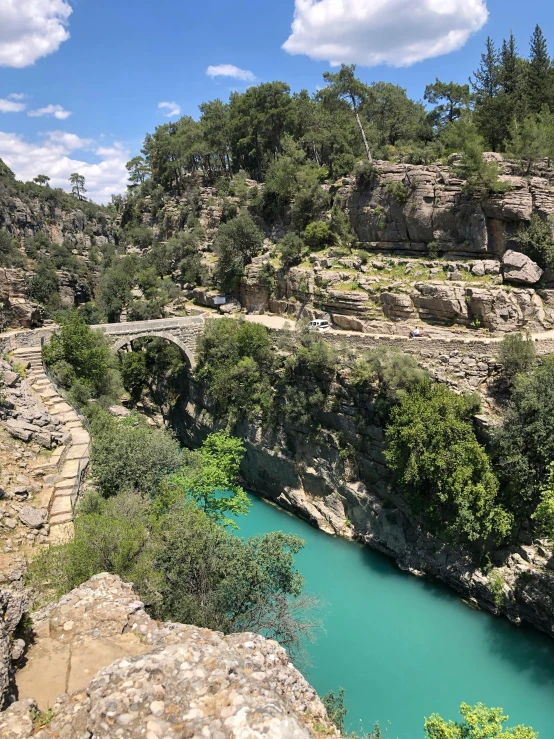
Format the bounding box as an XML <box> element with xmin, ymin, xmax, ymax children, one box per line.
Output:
<box><xmin>18</xmin><ymin>506</ymin><xmax>48</xmax><ymax>529</ymax></box>
<box><xmin>331</xmin><ymin>314</ymin><xmax>365</xmax><ymax>332</ymax></box>
<box><xmin>3</xmin><ymin>420</ymin><xmax>33</xmax><ymax>443</ymax></box>
<box><xmin>413</xmin><ymin>283</ymin><xmax>468</xmax><ymax>324</ymax></box>
<box><xmin>502</xmin><ymin>250</ymin><xmax>543</xmax><ymax>284</ymax></box>
<box><xmin>2</xmin><ymin>370</ymin><xmax>20</xmax><ymax>388</ymax></box>
<box><xmin>381</xmin><ymin>292</ymin><xmax>415</xmax><ymax>321</ymax></box>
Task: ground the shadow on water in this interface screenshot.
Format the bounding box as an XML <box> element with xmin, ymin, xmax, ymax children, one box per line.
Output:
<box><xmin>482</xmin><ymin>615</ymin><xmax>554</xmax><ymax>688</ymax></box>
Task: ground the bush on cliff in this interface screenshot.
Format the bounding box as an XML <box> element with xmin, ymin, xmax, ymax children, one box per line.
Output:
<box><xmin>214</xmin><ymin>214</ymin><xmax>264</xmax><ymax>291</ymax></box>
<box><xmin>493</xmin><ymin>356</ymin><xmax>554</xmax><ymax>523</ymax></box>
<box><xmin>385</xmin><ymin>381</ymin><xmax>511</xmax><ymax>545</ymax></box>
<box><xmin>0</xmin><ymin>229</ymin><xmax>25</xmax><ymax>268</ymax></box>
<box><xmin>512</xmin><ymin>214</ymin><xmax>554</xmax><ymax>270</ymax></box>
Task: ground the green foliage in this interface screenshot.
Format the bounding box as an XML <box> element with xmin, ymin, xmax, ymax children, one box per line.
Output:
<box><xmin>304</xmin><ymin>221</ymin><xmax>332</xmax><ymax>250</ymax></box>
<box><xmin>322</xmin><ymin>689</ymin><xmax>348</xmax><ymax>734</ymax></box>
<box><xmin>488</xmin><ymin>570</ymin><xmax>506</xmax><ymax>608</ymax></box>
<box><xmin>385</xmin><ymin>381</ymin><xmax>510</xmax><ymax>544</ymax></box>
<box><xmin>26</xmin><ymin>262</ymin><xmax>60</xmax><ymax>305</ymax></box>
<box><xmin>498</xmin><ymin>333</ymin><xmax>537</xmax><ymax>383</ymax></box>
<box><xmin>214</xmin><ymin>214</ymin><xmax>264</xmax><ymax>291</ymax></box>
<box><xmin>492</xmin><ymin>357</ymin><xmax>554</xmax><ymax>523</ymax></box>
<box><xmin>159</xmin><ymin>432</ymin><xmax>250</xmax><ymax>527</ymax></box>
<box><xmin>385</xmin><ymin>181</ymin><xmax>410</xmax><ymax>204</ymax></box>
<box><xmin>0</xmin><ymin>230</ymin><xmax>24</xmax><ymax>268</ymax></box>
<box><xmin>354</xmin><ymin>161</ymin><xmax>377</xmax><ymax>191</ymax></box>
<box><xmin>119</xmin><ymin>351</ymin><xmax>148</xmax><ymax>400</ymax></box>
<box><xmin>424</xmin><ymin>79</ymin><xmax>471</xmax><ymax>127</ymax></box>
<box><xmin>26</xmin><ymin>492</ymin><xmax>156</xmax><ymax>602</ymax></box>
<box><xmin>90</xmin><ymin>410</ymin><xmax>183</xmax><ymax>497</ymax></box>
<box><xmin>532</xmin><ymin>462</ymin><xmax>554</xmax><ymax>538</ymax></box>
<box><xmin>196</xmin><ymin>318</ymin><xmax>275</xmax><ymax>422</ymax></box>
<box><xmin>424</xmin><ymin>702</ymin><xmax>537</xmax><ymax>739</ymax></box>
<box><xmin>27</xmin><ymin>492</ymin><xmax>315</xmax><ymax>659</ymax></box>
<box><xmin>278</xmin><ymin>232</ymin><xmax>305</xmax><ymax>267</ymax></box>
<box><xmin>42</xmin><ymin>312</ymin><xmax>117</xmax><ymax>398</ymax></box>
<box><xmin>512</xmin><ymin>214</ymin><xmax>554</xmax><ymax>270</ymax></box>
<box><xmin>453</xmin><ymin>119</ymin><xmax>508</xmax><ymax>196</ymax></box>
<box><xmin>351</xmin><ymin>347</ymin><xmax>429</xmax><ymax>415</ymax></box>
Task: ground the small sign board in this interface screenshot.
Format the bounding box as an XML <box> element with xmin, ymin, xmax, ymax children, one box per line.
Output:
<box><xmin>213</xmin><ymin>295</ymin><xmax>227</xmax><ymax>306</ymax></box>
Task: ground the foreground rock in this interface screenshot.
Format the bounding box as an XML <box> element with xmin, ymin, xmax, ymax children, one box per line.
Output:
<box><xmin>4</xmin><ymin>573</ymin><xmax>337</xmax><ymax>738</ymax></box>
<box><xmin>0</xmin><ymin>586</ymin><xmax>28</xmax><ymax>709</ymax></box>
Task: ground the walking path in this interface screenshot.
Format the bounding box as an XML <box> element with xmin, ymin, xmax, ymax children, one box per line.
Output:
<box><xmin>9</xmin><ymin>347</ymin><xmax>91</xmax><ymax>543</ymax></box>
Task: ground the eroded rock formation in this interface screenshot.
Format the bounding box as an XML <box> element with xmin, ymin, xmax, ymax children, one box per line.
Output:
<box><xmin>1</xmin><ymin>573</ymin><xmax>337</xmax><ymax>738</ymax></box>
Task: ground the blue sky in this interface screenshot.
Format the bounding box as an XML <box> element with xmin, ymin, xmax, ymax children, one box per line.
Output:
<box><xmin>0</xmin><ymin>0</ymin><xmax>552</xmax><ymax>202</ymax></box>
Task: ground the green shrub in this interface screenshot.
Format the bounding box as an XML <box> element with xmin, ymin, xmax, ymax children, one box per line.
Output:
<box><xmin>214</xmin><ymin>214</ymin><xmax>264</xmax><ymax>291</ymax></box>
<box><xmin>492</xmin><ymin>357</ymin><xmax>554</xmax><ymax>524</ymax></box>
<box><xmin>488</xmin><ymin>570</ymin><xmax>505</xmax><ymax>609</ymax></box>
<box><xmin>0</xmin><ymin>230</ymin><xmax>24</xmax><ymax>268</ymax></box>
<box><xmin>386</xmin><ymin>381</ymin><xmax>511</xmax><ymax>545</ymax></box>
<box><xmin>42</xmin><ymin>312</ymin><xmax>116</xmax><ymax>398</ymax></box>
<box><xmin>354</xmin><ymin>161</ymin><xmax>377</xmax><ymax>191</ymax></box>
<box><xmin>424</xmin><ymin>703</ymin><xmax>537</xmax><ymax>739</ymax></box>
<box><xmin>26</xmin><ymin>262</ymin><xmax>60</xmax><ymax>305</ymax></box>
<box><xmin>278</xmin><ymin>233</ymin><xmax>305</xmax><ymax>267</ymax></box>
<box><xmin>385</xmin><ymin>181</ymin><xmax>410</xmax><ymax>203</ymax></box>
<box><xmin>512</xmin><ymin>215</ymin><xmax>554</xmax><ymax>270</ymax></box>
<box><xmin>304</xmin><ymin>221</ymin><xmax>332</xmax><ymax>250</ymax></box>
<box><xmin>498</xmin><ymin>333</ymin><xmax>537</xmax><ymax>383</ymax></box>
<box><xmin>90</xmin><ymin>410</ymin><xmax>183</xmax><ymax>497</ymax></box>
<box><xmin>532</xmin><ymin>462</ymin><xmax>554</xmax><ymax>539</ymax></box>
<box><xmin>196</xmin><ymin>318</ymin><xmax>275</xmax><ymax>421</ymax></box>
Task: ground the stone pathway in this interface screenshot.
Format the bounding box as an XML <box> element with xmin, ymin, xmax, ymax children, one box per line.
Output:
<box><xmin>9</xmin><ymin>347</ymin><xmax>90</xmax><ymax>544</ymax></box>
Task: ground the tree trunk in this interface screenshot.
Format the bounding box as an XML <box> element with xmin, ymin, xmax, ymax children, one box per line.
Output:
<box><xmin>351</xmin><ymin>98</ymin><xmax>373</xmax><ymax>163</ymax></box>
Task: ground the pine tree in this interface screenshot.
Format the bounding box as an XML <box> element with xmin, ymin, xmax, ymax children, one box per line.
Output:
<box><xmin>471</xmin><ymin>37</ymin><xmax>500</xmax><ymax>102</ymax></box>
<box><xmin>500</xmin><ymin>32</ymin><xmax>520</xmax><ymax>95</ymax></box>
<box><xmin>526</xmin><ymin>25</ymin><xmax>553</xmax><ymax>113</ymax></box>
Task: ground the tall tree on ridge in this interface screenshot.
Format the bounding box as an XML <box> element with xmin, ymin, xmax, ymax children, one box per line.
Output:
<box><xmin>322</xmin><ymin>64</ymin><xmax>373</xmax><ymax>163</ymax></box>
<box><xmin>69</xmin><ymin>172</ymin><xmax>86</xmax><ymax>200</ymax></box>
<box><xmin>526</xmin><ymin>25</ymin><xmax>553</xmax><ymax>113</ymax></box>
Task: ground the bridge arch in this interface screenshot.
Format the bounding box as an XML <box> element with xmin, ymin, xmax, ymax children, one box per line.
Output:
<box><xmin>110</xmin><ymin>331</ymin><xmax>196</xmax><ymax>368</ymax></box>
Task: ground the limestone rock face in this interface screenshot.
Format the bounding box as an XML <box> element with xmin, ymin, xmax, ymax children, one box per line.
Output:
<box><xmin>502</xmin><ymin>250</ymin><xmax>543</xmax><ymax>284</ymax></box>
<box><xmin>6</xmin><ymin>574</ymin><xmax>336</xmax><ymax>738</ymax></box>
<box><xmin>0</xmin><ymin>587</ymin><xmax>28</xmax><ymax>709</ymax></box>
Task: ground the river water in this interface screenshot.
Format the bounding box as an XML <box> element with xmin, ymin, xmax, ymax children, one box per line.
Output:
<box><xmin>235</xmin><ymin>494</ymin><xmax>554</xmax><ymax>738</ymax></box>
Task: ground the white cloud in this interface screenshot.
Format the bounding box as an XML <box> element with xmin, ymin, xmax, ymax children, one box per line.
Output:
<box><xmin>206</xmin><ymin>64</ymin><xmax>256</xmax><ymax>81</ymax></box>
<box><xmin>28</xmin><ymin>103</ymin><xmax>72</xmax><ymax>120</ymax></box>
<box><xmin>158</xmin><ymin>101</ymin><xmax>181</xmax><ymax>118</ymax></box>
<box><xmin>0</xmin><ymin>0</ymin><xmax>72</xmax><ymax>68</ymax></box>
<box><xmin>282</xmin><ymin>0</ymin><xmax>489</xmax><ymax>67</ymax></box>
<box><xmin>43</xmin><ymin>130</ymin><xmax>94</xmax><ymax>150</ymax></box>
<box><xmin>0</xmin><ymin>98</ymin><xmax>26</xmax><ymax>113</ymax></box>
<box><xmin>0</xmin><ymin>130</ymin><xmax>130</xmax><ymax>204</ymax></box>
<box><xmin>8</xmin><ymin>93</ymin><xmax>27</xmax><ymax>101</ymax></box>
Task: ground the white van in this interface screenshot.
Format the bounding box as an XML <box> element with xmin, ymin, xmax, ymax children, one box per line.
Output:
<box><xmin>308</xmin><ymin>319</ymin><xmax>331</xmax><ymax>333</ymax></box>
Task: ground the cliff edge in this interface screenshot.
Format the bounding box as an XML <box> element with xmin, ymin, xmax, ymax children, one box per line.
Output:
<box><xmin>0</xmin><ymin>573</ymin><xmax>337</xmax><ymax>738</ymax></box>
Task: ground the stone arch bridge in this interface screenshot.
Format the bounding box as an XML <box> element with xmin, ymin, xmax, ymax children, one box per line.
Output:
<box><xmin>91</xmin><ymin>316</ymin><xmax>206</xmax><ymax>367</ymax></box>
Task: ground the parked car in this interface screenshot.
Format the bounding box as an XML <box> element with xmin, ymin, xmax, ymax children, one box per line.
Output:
<box><xmin>308</xmin><ymin>319</ymin><xmax>331</xmax><ymax>333</ymax></box>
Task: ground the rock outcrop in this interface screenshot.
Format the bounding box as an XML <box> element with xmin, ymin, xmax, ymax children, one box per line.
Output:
<box><xmin>502</xmin><ymin>249</ymin><xmax>543</xmax><ymax>284</ymax></box>
<box><xmin>3</xmin><ymin>573</ymin><xmax>337</xmax><ymax>738</ymax></box>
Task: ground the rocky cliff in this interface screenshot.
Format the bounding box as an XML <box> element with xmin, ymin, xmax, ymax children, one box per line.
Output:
<box><xmin>0</xmin><ymin>573</ymin><xmax>337</xmax><ymax>738</ymax></box>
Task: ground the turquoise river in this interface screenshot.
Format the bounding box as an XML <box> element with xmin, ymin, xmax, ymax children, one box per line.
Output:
<box><xmin>236</xmin><ymin>494</ymin><xmax>554</xmax><ymax>738</ymax></box>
